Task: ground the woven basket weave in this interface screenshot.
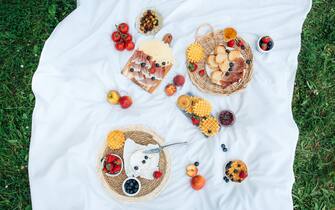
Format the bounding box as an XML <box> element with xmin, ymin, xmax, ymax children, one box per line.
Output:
<box><xmin>98</xmin><ymin>126</ymin><xmax>170</xmax><ymax>202</ymax></box>
<box><xmin>187</xmin><ymin>24</ymin><xmax>254</xmax><ymax>95</ymax></box>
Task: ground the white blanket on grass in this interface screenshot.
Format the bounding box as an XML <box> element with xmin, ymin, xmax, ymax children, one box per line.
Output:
<box><xmin>29</xmin><ymin>0</ymin><xmax>311</xmax><ymax>209</ymax></box>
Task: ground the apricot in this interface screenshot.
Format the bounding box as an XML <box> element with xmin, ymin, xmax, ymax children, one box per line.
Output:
<box><xmin>191</xmin><ymin>175</ymin><xmax>206</xmax><ymax>191</ymax></box>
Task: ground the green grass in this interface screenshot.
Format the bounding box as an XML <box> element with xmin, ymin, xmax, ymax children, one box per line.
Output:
<box><xmin>0</xmin><ymin>0</ymin><xmax>334</xmax><ymax>209</ymax></box>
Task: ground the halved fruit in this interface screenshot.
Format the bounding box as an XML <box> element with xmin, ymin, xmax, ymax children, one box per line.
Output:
<box><xmin>186</xmin><ymin>164</ymin><xmax>198</xmax><ymax>177</ymax></box>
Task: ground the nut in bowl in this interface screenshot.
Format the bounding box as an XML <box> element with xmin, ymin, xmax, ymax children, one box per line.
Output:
<box><xmin>101</xmin><ymin>154</ymin><xmax>123</xmax><ymax>177</ymax></box>
<box><xmin>257</xmin><ymin>35</ymin><xmax>274</xmax><ymax>53</ymax></box>
<box><xmin>136</xmin><ymin>8</ymin><xmax>163</xmax><ymax>35</ymax></box>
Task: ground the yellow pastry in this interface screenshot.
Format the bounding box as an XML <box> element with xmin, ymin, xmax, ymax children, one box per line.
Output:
<box><xmin>228</xmin><ymin>50</ymin><xmax>242</xmax><ymax>61</ymax></box>
<box><xmin>199</xmin><ymin>116</ymin><xmax>220</xmax><ymax>136</ymax></box>
<box><xmin>192</xmin><ymin>99</ymin><xmax>212</xmax><ymax>117</ymax></box>
<box><xmin>219</xmin><ymin>59</ymin><xmax>229</xmax><ymax>72</ymax></box>
<box><xmin>215</xmin><ymin>53</ymin><xmax>227</xmax><ymax>64</ymax></box>
<box><xmin>207</xmin><ymin>54</ymin><xmax>218</xmax><ymax>69</ymax></box>
<box><xmin>185</xmin><ymin>96</ymin><xmax>201</xmax><ymax>114</ymax></box>
<box><xmin>214</xmin><ymin>45</ymin><xmax>227</xmax><ymax>55</ymax></box>
<box><xmin>210</xmin><ymin>71</ymin><xmax>223</xmax><ymax>85</ymax></box>
<box><xmin>187</xmin><ymin>43</ymin><xmax>205</xmax><ymax>63</ymax></box>
<box><xmin>177</xmin><ymin>95</ymin><xmax>191</xmax><ymax>110</ymax></box>
<box><xmin>107</xmin><ymin>130</ymin><xmax>126</xmax><ymax>150</ymax></box>
<box><xmin>223</xmin><ymin>27</ymin><xmax>237</xmax><ymax>42</ymax></box>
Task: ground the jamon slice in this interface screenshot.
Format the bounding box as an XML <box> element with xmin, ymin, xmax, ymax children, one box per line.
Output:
<box><xmin>220</xmin><ymin>58</ymin><xmax>246</xmax><ymax>88</ymax></box>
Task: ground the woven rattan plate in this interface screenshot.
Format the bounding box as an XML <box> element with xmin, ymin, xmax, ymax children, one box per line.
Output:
<box><xmin>187</xmin><ymin>25</ymin><xmax>254</xmax><ymax>95</ymax></box>
<box><xmin>99</xmin><ymin>126</ymin><xmax>170</xmax><ymax>202</ymax></box>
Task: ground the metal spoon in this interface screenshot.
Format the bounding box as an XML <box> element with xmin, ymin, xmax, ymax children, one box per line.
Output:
<box><xmin>143</xmin><ymin>141</ymin><xmax>188</xmax><ymax>154</ymax></box>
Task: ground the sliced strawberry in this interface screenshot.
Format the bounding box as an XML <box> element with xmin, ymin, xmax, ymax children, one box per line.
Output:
<box><xmin>149</xmin><ymin>67</ymin><xmax>156</xmax><ymax>74</ymax></box>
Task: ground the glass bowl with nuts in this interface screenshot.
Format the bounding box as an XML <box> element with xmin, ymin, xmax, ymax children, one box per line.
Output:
<box><xmin>136</xmin><ymin>8</ymin><xmax>163</xmax><ymax>35</ymax></box>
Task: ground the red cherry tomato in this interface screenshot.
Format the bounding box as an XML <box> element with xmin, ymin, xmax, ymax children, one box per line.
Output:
<box><xmin>115</xmin><ymin>41</ymin><xmax>125</xmax><ymax>51</ymax></box>
<box><xmin>111</xmin><ymin>31</ymin><xmax>121</xmax><ymax>42</ymax></box>
<box><xmin>123</xmin><ymin>33</ymin><xmax>132</xmax><ymax>42</ymax></box>
<box><xmin>117</xmin><ymin>23</ymin><xmax>129</xmax><ymax>34</ymax></box>
<box><xmin>125</xmin><ymin>41</ymin><xmax>135</xmax><ymax>51</ymax></box>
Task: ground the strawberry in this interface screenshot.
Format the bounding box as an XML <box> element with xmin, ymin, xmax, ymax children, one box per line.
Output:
<box><xmin>153</xmin><ymin>171</ymin><xmax>163</xmax><ymax>179</ymax></box>
<box><xmin>227</xmin><ymin>40</ymin><xmax>235</xmax><ymax>48</ymax></box>
<box><xmin>260</xmin><ymin>43</ymin><xmax>268</xmax><ymax>51</ymax></box>
<box><xmin>106</xmin><ymin>155</ymin><xmax>116</xmax><ymax>163</ymax></box>
<box><xmin>237</xmin><ymin>40</ymin><xmax>244</xmax><ymax>47</ymax></box>
<box><xmin>261</xmin><ymin>36</ymin><xmax>271</xmax><ymax>44</ymax></box>
<box><xmin>239</xmin><ymin>171</ymin><xmax>248</xmax><ymax>179</ymax></box>
<box><xmin>198</xmin><ymin>69</ymin><xmax>205</xmax><ymax>77</ymax></box>
<box><xmin>191</xmin><ymin>116</ymin><xmax>200</xmax><ymax>126</ymax></box>
<box><xmin>188</xmin><ymin>63</ymin><xmax>198</xmax><ymax>72</ymax></box>
<box><xmin>113</xmin><ymin>159</ymin><xmax>121</xmax><ymax>166</ymax></box>
<box><xmin>149</xmin><ymin>67</ymin><xmax>156</xmax><ymax>74</ymax></box>
<box><xmin>113</xmin><ymin>165</ymin><xmax>121</xmax><ymax>174</ymax></box>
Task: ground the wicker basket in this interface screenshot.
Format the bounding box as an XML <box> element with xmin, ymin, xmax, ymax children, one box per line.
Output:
<box><xmin>98</xmin><ymin>126</ymin><xmax>170</xmax><ymax>202</ymax></box>
<box><xmin>187</xmin><ymin>24</ymin><xmax>254</xmax><ymax>95</ymax></box>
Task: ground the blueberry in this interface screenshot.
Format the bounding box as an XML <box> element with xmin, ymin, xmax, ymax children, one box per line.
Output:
<box><xmin>228</xmin><ymin>67</ymin><xmax>233</xmax><ymax>72</ymax></box>
<box><xmin>225</xmin><ymin>161</ymin><xmax>232</xmax><ymax>170</ymax></box>
<box><xmin>223</xmin><ymin>148</ymin><xmax>228</xmax><ymax>152</ymax></box>
<box><xmin>246</xmin><ymin>60</ymin><xmax>251</xmax><ymax>64</ymax></box>
<box><xmin>151</xmin><ymin>76</ymin><xmax>155</xmax><ymax>80</ymax></box>
<box><xmin>162</xmin><ymin>62</ymin><xmax>166</xmax><ymax>66</ymax></box>
<box><xmin>226</xmin><ymin>49</ymin><xmax>230</xmax><ymax>53</ymax></box>
<box><xmin>194</xmin><ymin>161</ymin><xmax>199</xmax><ymax>166</ymax></box>
<box><xmin>129</xmin><ymin>190</ymin><xmax>134</xmax><ymax>194</ymax></box>
<box><xmin>223</xmin><ymin>176</ymin><xmax>229</xmax><ymax>183</ymax></box>
<box><xmin>130</xmin><ymin>182</ymin><xmax>134</xmax><ymax>187</ymax></box>
<box><xmin>144</xmin><ymin>156</ymin><xmax>148</xmax><ymax>160</ymax></box>
<box><xmin>134</xmin><ymin>166</ymin><xmax>139</xmax><ymax>170</ymax></box>
<box><xmin>129</xmin><ymin>68</ymin><xmax>134</xmax><ymax>72</ymax></box>
<box><xmin>268</xmin><ymin>40</ymin><xmax>273</xmax><ymax>47</ymax></box>
<box><xmin>225</xmin><ymin>72</ymin><xmax>230</xmax><ymax>76</ymax></box>
<box><xmin>142</xmin><ymin>160</ymin><xmax>146</xmax><ymax>164</ymax></box>
<box><xmin>233</xmin><ymin>169</ymin><xmax>238</xmax><ymax>174</ymax></box>
<box><xmin>155</xmin><ymin>63</ymin><xmax>160</xmax><ymax>67</ymax></box>
<box><xmin>221</xmin><ymin>144</ymin><xmax>226</xmax><ymax>148</ymax></box>
<box><xmin>229</xmin><ymin>62</ymin><xmax>234</xmax><ymax>67</ymax></box>
<box><xmin>141</xmin><ymin>63</ymin><xmax>146</xmax><ymax>67</ymax></box>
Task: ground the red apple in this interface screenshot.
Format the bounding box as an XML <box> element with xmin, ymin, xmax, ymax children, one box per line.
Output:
<box><xmin>173</xmin><ymin>75</ymin><xmax>185</xmax><ymax>87</ymax></box>
<box><xmin>119</xmin><ymin>96</ymin><xmax>132</xmax><ymax>109</ymax></box>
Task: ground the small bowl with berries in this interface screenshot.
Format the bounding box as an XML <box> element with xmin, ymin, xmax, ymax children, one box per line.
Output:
<box><xmin>101</xmin><ymin>154</ymin><xmax>123</xmax><ymax>177</ymax></box>
<box><xmin>257</xmin><ymin>35</ymin><xmax>274</xmax><ymax>53</ymax></box>
<box><xmin>122</xmin><ymin>177</ymin><xmax>141</xmax><ymax>196</ymax></box>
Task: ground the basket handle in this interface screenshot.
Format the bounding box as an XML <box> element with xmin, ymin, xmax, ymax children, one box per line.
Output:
<box><xmin>195</xmin><ymin>23</ymin><xmax>214</xmax><ymax>41</ymax></box>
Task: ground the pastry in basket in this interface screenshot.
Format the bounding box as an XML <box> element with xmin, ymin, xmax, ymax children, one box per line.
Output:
<box><xmin>187</xmin><ymin>25</ymin><xmax>253</xmax><ymax>95</ymax></box>
<box><xmin>177</xmin><ymin>94</ymin><xmax>220</xmax><ymax>137</ymax></box>
<box><xmin>122</xmin><ymin>34</ymin><xmax>174</xmax><ymax>93</ymax></box>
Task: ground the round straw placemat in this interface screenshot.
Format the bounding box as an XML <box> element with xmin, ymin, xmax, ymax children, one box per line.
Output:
<box><xmin>98</xmin><ymin>126</ymin><xmax>170</xmax><ymax>202</ymax></box>
<box><xmin>187</xmin><ymin>24</ymin><xmax>254</xmax><ymax>95</ymax></box>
